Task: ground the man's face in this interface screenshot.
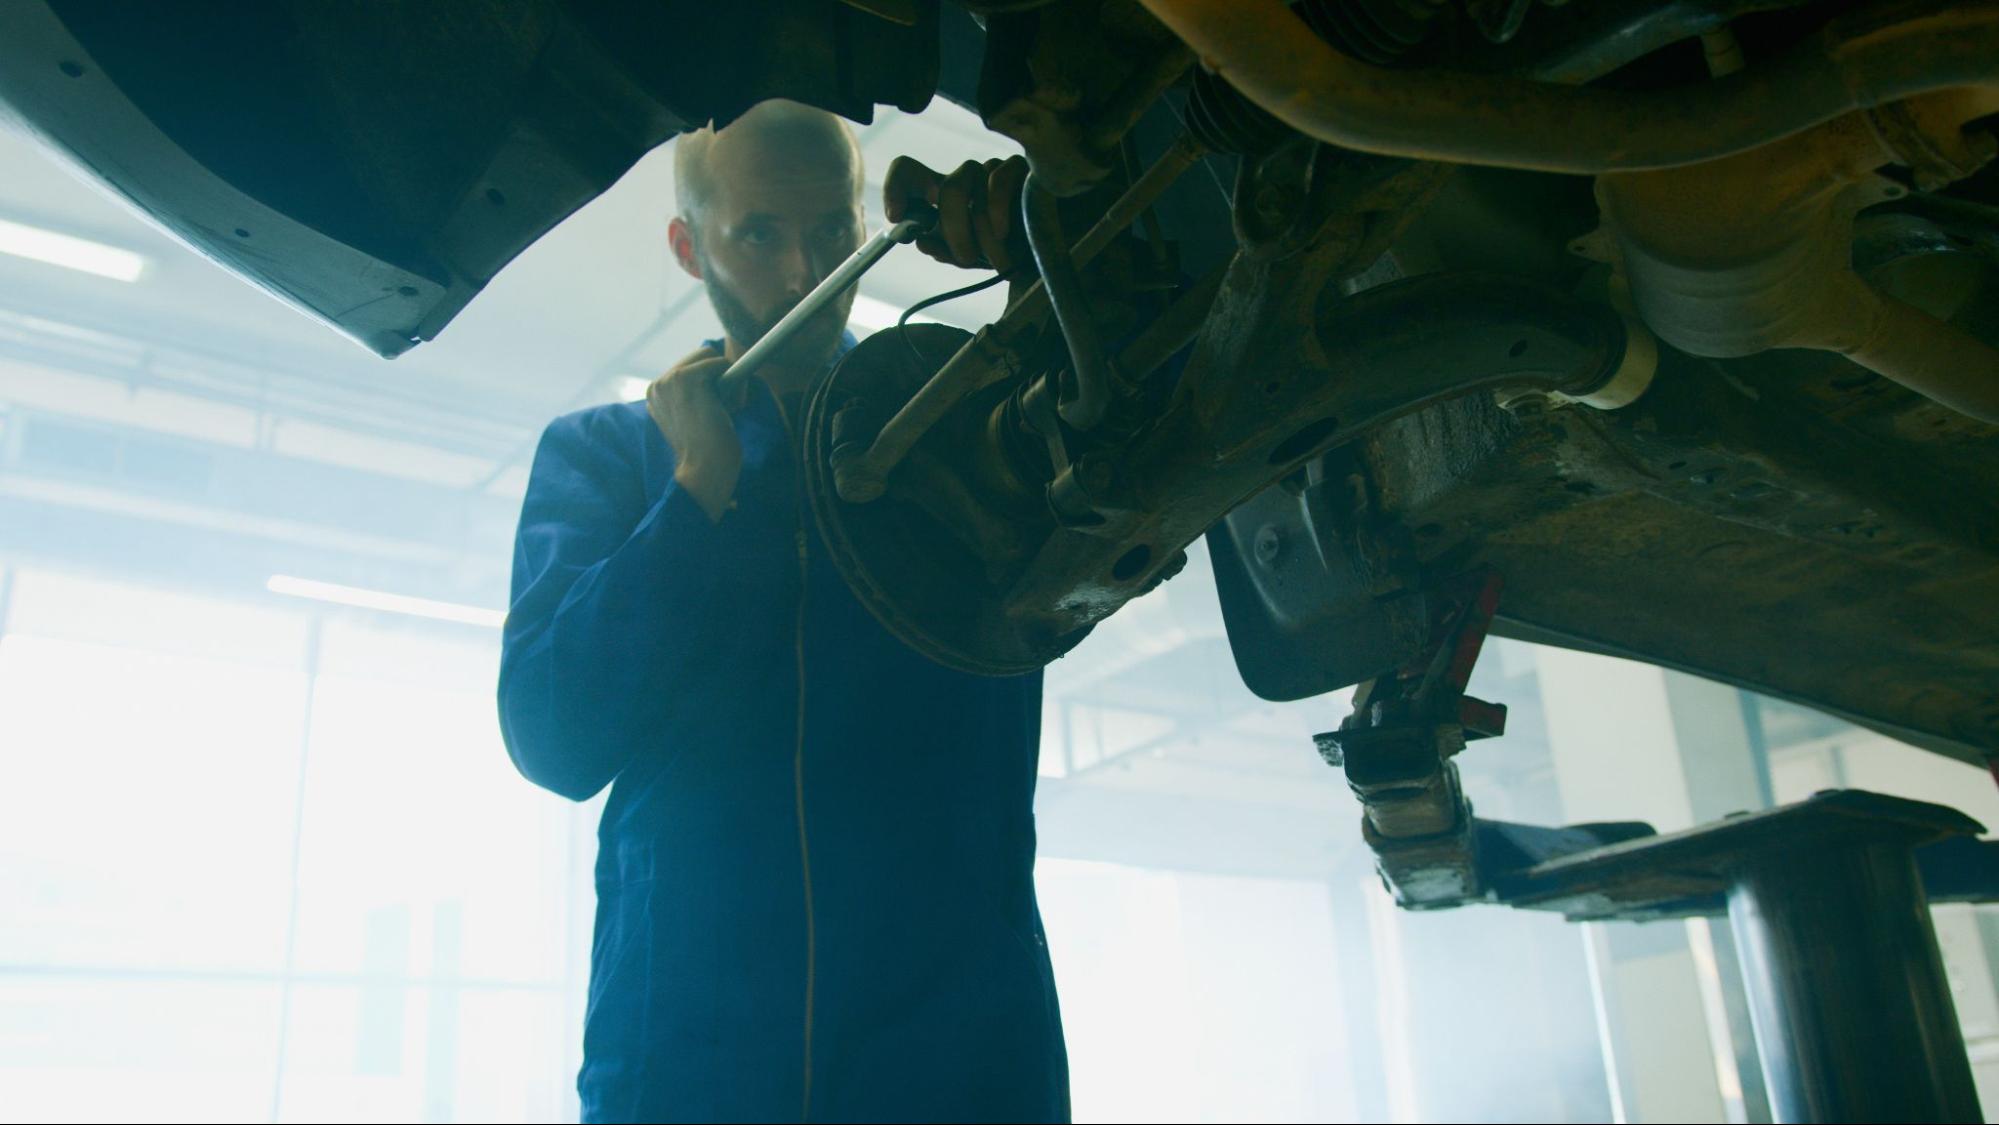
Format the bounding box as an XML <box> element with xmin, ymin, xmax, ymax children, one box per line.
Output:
<box><xmin>686</xmin><ymin>145</ymin><xmax>864</xmax><ymax>371</ymax></box>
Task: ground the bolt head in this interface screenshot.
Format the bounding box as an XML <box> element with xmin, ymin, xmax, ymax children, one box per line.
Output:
<box><xmin>1254</xmin><ymin>524</ymin><xmax>1283</xmax><ymax>566</ymax></box>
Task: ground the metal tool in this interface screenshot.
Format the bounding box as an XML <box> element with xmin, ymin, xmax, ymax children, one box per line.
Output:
<box><xmin>717</xmin><ymin>201</ymin><xmax>940</xmax><ymax>397</ymax></box>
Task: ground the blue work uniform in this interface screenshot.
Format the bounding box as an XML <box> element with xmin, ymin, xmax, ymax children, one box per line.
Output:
<box><xmin>497</xmin><ymin>336</ymin><xmax>1069</xmax><ymax>1123</ymax></box>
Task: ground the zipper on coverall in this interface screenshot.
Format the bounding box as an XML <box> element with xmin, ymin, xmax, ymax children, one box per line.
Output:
<box><xmin>774</xmin><ymin>393</ymin><xmax>817</xmax><ymax>1122</ymax></box>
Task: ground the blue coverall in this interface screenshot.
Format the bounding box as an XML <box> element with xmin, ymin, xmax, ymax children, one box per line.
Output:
<box><xmin>498</xmin><ymin>337</ymin><xmax>1069</xmax><ymax>1123</ymax></box>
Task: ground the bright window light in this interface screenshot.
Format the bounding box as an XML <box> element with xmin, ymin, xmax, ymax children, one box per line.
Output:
<box><xmin>616</xmin><ymin>375</ymin><xmax>650</xmax><ymax>402</ymax></box>
<box><xmin>848</xmin><ymin>294</ymin><xmax>942</xmax><ymax>335</ymax></box>
<box><xmin>0</xmin><ymin>217</ymin><xmax>147</xmax><ymax>282</ymax></box>
<box><xmin>266</xmin><ymin>574</ymin><xmax>506</xmax><ymax>628</ymax></box>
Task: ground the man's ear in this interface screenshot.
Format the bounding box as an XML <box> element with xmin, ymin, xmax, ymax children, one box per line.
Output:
<box><xmin>668</xmin><ymin>216</ymin><xmax>703</xmax><ymax>280</ymax></box>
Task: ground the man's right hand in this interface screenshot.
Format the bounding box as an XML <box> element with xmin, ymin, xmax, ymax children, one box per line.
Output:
<box><xmin>884</xmin><ymin>155</ymin><xmax>1030</xmax><ymax>275</ymax></box>
<box><xmin>645</xmin><ymin>346</ymin><xmax>741</xmax><ymax>523</ymax></box>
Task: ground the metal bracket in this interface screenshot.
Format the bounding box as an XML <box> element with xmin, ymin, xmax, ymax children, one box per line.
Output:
<box><xmin>1314</xmin><ymin>569</ymin><xmax>1507</xmax><ymax>906</ymax></box>
<box><xmin>1310</xmin><ymin>569</ymin><xmax>1999</xmax><ymax>1119</ymax></box>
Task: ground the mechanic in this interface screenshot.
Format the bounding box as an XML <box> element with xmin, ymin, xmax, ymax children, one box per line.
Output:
<box><xmin>496</xmin><ymin>99</ymin><xmax>1069</xmax><ymax>1123</ymax></box>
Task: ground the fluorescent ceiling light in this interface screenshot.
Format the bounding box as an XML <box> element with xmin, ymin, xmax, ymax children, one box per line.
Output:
<box><xmin>0</xmin><ymin>217</ymin><xmax>146</xmax><ymax>282</ymax></box>
<box><xmin>617</xmin><ymin>375</ymin><xmax>650</xmax><ymax>402</ymax></box>
<box><xmin>267</xmin><ymin>574</ymin><xmax>506</xmax><ymax>628</ymax></box>
<box><xmin>848</xmin><ymin>294</ymin><xmax>944</xmax><ymax>335</ymax></box>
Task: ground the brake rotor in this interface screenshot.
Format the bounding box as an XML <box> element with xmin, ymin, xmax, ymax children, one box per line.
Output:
<box><xmin>803</xmin><ymin>323</ymin><xmax>1091</xmax><ymax>676</ymax></box>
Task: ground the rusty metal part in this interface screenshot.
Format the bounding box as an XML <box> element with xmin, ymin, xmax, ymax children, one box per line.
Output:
<box><xmin>1112</xmin><ymin>261</ymin><xmax>1226</xmax><ymax>385</ymax></box>
<box><xmin>1022</xmin><ymin>175</ymin><xmax>1117</xmax><ymax>430</ymax></box>
<box><xmin>1210</xmin><ymin>442</ymin><xmax>1433</xmax><ymax>702</ymax></box>
<box><xmin>830</xmin><ymin>320</ymin><xmax>1030</xmax><ymax>504</ymax></box>
<box><xmin>1135</xmin><ymin>0</ymin><xmax>1999</xmax><ymax>174</ymax></box>
<box><xmin>832</xmin><ymin>134</ymin><xmax>1206</xmax><ymax>503</ymax></box>
<box><xmin>979</xmin><ymin>0</ymin><xmax>1193</xmax><ymax>194</ymax></box>
<box><xmin>811</xmin><ymin>273</ymin><xmax>1218</xmax><ymax>664</ymax></box>
<box><xmin>1205</xmin><ymin>94</ymin><xmax>1997</xmax><ymax>753</ymax></box>
<box><xmin>808</xmin><ymin>324</ymin><xmax>1069</xmax><ymax>670</ymax></box>
<box><xmin>1219</xmin><ymin>327</ymin><xmax>1999</xmax><ymax>756</ymax></box>
<box><xmin>1233</xmin><ymin>143</ymin><xmax>1457</xmax><ymax>265</ymax></box>
<box><xmin>1828</xmin><ymin>283</ymin><xmax>1999</xmax><ymax>424</ymax></box>
<box><xmin>808</xmin><ymin>260</ymin><xmax>1631</xmax><ymax>675</ymax></box>
<box><xmin>1313</xmin><ymin>583</ymin><xmax>1999</xmax><ymax>925</ymax></box>
<box><xmin>1001</xmin><ymin>133</ymin><xmax>1209</xmax><ymax>322</ymax></box>
<box><xmin>1315</xmin><ymin>570</ymin><xmax>1508</xmax><ymax>905</ymax></box>
<box><xmin>816</xmin><ymin>143</ymin><xmax>1619</xmax><ymax>680</ymax></box>
<box><xmin>1595</xmin><ymin>89</ymin><xmax>1999</xmax><ymax>423</ymax></box>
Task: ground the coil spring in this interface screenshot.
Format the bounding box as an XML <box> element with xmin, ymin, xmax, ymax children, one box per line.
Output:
<box><xmin>1184</xmin><ymin>0</ymin><xmax>1452</xmax><ymax>155</ymax></box>
<box><xmin>1185</xmin><ymin>68</ymin><xmax>1293</xmax><ymax>156</ymax></box>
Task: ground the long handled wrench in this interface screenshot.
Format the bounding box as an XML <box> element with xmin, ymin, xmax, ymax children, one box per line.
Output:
<box><xmin>716</xmin><ymin>201</ymin><xmax>940</xmax><ymax>397</ymax></box>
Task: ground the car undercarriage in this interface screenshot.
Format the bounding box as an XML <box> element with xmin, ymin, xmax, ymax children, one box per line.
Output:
<box><xmin>3</xmin><ymin>3</ymin><xmax>1996</xmax><ymax>1116</ymax></box>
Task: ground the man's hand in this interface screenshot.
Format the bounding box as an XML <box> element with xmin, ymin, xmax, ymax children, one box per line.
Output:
<box><xmin>884</xmin><ymin>155</ymin><xmax>1030</xmax><ymax>275</ymax></box>
<box><xmin>645</xmin><ymin>346</ymin><xmax>741</xmax><ymax>523</ymax></box>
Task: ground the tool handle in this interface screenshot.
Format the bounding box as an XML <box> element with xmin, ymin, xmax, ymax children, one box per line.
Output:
<box><xmin>716</xmin><ymin>202</ymin><xmax>939</xmax><ymax>397</ymax></box>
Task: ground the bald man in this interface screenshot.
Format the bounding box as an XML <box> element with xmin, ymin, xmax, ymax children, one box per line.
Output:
<box><xmin>497</xmin><ymin>101</ymin><xmax>1068</xmax><ymax>1123</ymax></box>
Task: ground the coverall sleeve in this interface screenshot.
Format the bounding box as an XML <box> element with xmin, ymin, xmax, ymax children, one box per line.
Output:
<box><xmin>497</xmin><ymin>408</ymin><xmax>738</xmax><ymax>801</ymax></box>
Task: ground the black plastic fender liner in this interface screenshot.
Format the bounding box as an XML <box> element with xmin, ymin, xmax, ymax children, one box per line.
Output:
<box><xmin>0</xmin><ymin>0</ymin><xmax>939</xmax><ymax>357</ymax></box>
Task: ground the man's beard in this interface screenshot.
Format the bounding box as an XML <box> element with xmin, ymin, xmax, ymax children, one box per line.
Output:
<box><xmin>701</xmin><ymin>257</ymin><xmax>847</xmax><ymax>372</ymax></box>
